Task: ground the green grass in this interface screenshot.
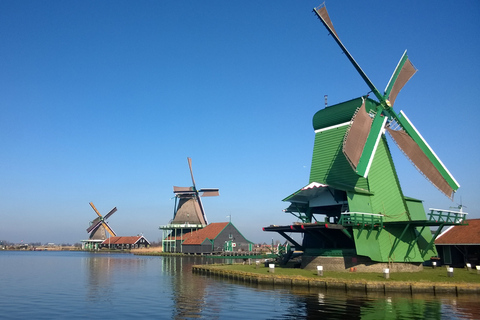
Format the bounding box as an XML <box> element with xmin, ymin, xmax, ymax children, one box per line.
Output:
<box><xmin>211</xmin><ymin>264</ymin><xmax>480</xmax><ymax>284</ymax></box>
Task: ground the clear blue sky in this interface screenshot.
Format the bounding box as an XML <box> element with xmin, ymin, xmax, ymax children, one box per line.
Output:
<box><xmin>1</xmin><ymin>1</ymin><xmax>479</xmax><ymax>244</ymax></box>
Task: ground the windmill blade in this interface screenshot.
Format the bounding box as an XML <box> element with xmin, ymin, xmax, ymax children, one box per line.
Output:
<box><xmin>313</xmin><ymin>3</ymin><xmax>383</xmax><ymax>101</ymax></box>
<box><xmin>87</xmin><ymin>218</ymin><xmax>101</xmax><ymax>233</ymax></box>
<box><xmin>187</xmin><ymin>157</ymin><xmax>196</xmax><ymax>189</ymax></box>
<box><xmin>199</xmin><ymin>188</ymin><xmax>219</xmax><ymax>197</ymax></box>
<box><xmin>196</xmin><ymin>195</ymin><xmax>208</xmax><ymax>225</ymax></box>
<box><xmin>173</xmin><ymin>186</ymin><xmax>194</xmax><ymax>193</ymax></box>
<box><xmin>103</xmin><ymin>207</ymin><xmax>117</xmax><ymax>220</ymax></box>
<box><xmin>387</xmin><ymin>110</ymin><xmax>460</xmax><ymax>199</ymax></box>
<box><xmin>384</xmin><ymin>51</ymin><xmax>417</xmax><ymax>106</ymax></box>
<box><xmin>354</xmin><ymin>111</ymin><xmax>388</xmax><ymax>178</ymax></box>
<box><xmin>101</xmin><ymin>221</ymin><xmax>116</xmax><ymax>237</ymax></box>
<box><xmin>343</xmin><ymin>99</ymin><xmax>372</xmax><ymax>170</ymax></box>
<box><xmin>89</xmin><ymin>202</ymin><xmax>102</xmax><ymax>218</ymax></box>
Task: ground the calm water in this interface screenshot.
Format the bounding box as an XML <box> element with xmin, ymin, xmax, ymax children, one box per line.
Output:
<box><xmin>0</xmin><ymin>251</ymin><xmax>478</xmax><ymax>319</ymax></box>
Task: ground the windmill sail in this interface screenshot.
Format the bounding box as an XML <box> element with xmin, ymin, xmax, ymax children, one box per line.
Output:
<box><xmin>87</xmin><ymin>216</ymin><xmax>102</xmax><ymax>233</ymax></box>
<box><xmin>384</xmin><ymin>51</ymin><xmax>417</xmax><ymax>106</ymax></box>
<box><xmin>387</xmin><ymin>111</ymin><xmax>460</xmax><ymax>199</ymax></box>
<box><xmin>103</xmin><ymin>207</ymin><xmax>117</xmax><ymax>220</ymax></box>
<box><xmin>101</xmin><ymin>221</ymin><xmax>116</xmax><ymax>237</ymax></box>
<box><xmin>314</xmin><ymin>3</ymin><xmax>382</xmax><ymax>101</ymax></box>
<box><xmin>387</xmin><ymin>127</ymin><xmax>454</xmax><ymax>198</ymax></box>
<box><xmin>314</xmin><ymin>3</ymin><xmax>339</xmax><ymax>39</ymax></box>
<box><xmin>343</xmin><ymin>99</ymin><xmax>372</xmax><ymax>169</ymax></box>
<box><xmin>199</xmin><ymin>188</ymin><xmax>220</xmax><ymax>197</ymax></box>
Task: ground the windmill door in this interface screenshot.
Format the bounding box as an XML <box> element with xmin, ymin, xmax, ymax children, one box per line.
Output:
<box><xmin>224</xmin><ymin>241</ymin><xmax>233</xmax><ymax>252</ymax></box>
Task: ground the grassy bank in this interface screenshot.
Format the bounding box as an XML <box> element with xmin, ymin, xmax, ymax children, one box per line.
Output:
<box><xmin>205</xmin><ymin>264</ymin><xmax>480</xmax><ymax>284</ymax></box>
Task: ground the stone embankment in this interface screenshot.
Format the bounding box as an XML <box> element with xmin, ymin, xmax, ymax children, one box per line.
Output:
<box><xmin>192</xmin><ymin>265</ymin><xmax>480</xmax><ymax>295</ymax></box>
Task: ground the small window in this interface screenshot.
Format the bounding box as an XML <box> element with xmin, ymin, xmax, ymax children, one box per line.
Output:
<box><xmin>229</xmin><ymin>233</ymin><xmax>233</xmax><ymax>239</ymax></box>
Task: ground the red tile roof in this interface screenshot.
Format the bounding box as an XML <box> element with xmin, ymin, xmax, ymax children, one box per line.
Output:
<box><xmin>435</xmin><ymin>219</ymin><xmax>480</xmax><ymax>245</ymax></box>
<box><xmin>102</xmin><ymin>236</ymin><xmax>147</xmax><ymax>245</ymax></box>
<box><xmin>181</xmin><ymin>222</ymin><xmax>229</xmax><ymax>245</ymax></box>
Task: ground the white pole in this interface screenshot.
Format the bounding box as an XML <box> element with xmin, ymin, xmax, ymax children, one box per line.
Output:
<box><xmin>317</xmin><ymin>265</ymin><xmax>323</xmax><ymax>276</ymax></box>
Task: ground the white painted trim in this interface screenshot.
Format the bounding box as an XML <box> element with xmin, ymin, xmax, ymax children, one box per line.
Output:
<box><xmin>314</xmin><ymin>121</ymin><xmax>350</xmax><ymax>133</ymax></box>
<box><xmin>385</xmin><ymin>50</ymin><xmax>408</xmax><ymax>94</ymax></box>
<box><xmin>363</xmin><ymin>117</ymin><xmax>388</xmax><ymax>178</ymax></box>
<box><xmin>429</xmin><ymin>208</ymin><xmax>468</xmax><ymax>215</ymax></box>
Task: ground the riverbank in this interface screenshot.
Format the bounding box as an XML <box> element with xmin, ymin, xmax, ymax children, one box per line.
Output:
<box><xmin>131</xmin><ymin>247</ymin><xmax>275</xmax><ymax>259</ymax></box>
<box><xmin>192</xmin><ymin>264</ymin><xmax>480</xmax><ymax>295</ymax></box>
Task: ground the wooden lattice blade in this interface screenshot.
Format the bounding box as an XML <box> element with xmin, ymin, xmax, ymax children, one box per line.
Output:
<box><xmin>388</xmin><ymin>110</ymin><xmax>460</xmax><ymax>198</ymax></box>
<box><xmin>343</xmin><ymin>99</ymin><xmax>372</xmax><ymax>169</ymax></box>
<box><xmin>196</xmin><ymin>196</ymin><xmax>208</xmax><ymax>225</ymax></box>
<box><xmin>173</xmin><ymin>186</ymin><xmax>194</xmax><ymax>193</ymax></box>
<box><xmin>103</xmin><ymin>207</ymin><xmax>117</xmax><ymax>220</ymax></box>
<box><xmin>313</xmin><ymin>3</ymin><xmax>383</xmax><ymax>101</ymax></box>
<box><xmin>187</xmin><ymin>157</ymin><xmax>197</xmax><ymax>189</ymax></box>
<box><xmin>384</xmin><ymin>51</ymin><xmax>417</xmax><ymax>106</ymax></box>
<box><xmin>355</xmin><ymin>112</ymin><xmax>388</xmax><ymax>177</ymax></box>
<box><xmin>87</xmin><ymin>218</ymin><xmax>101</xmax><ymax>233</ymax></box>
<box><xmin>102</xmin><ymin>221</ymin><xmax>116</xmax><ymax>237</ymax></box>
<box><xmin>89</xmin><ymin>202</ymin><xmax>102</xmax><ymax>218</ymax></box>
<box><xmin>199</xmin><ymin>188</ymin><xmax>219</xmax><ymax>197</ymax></box>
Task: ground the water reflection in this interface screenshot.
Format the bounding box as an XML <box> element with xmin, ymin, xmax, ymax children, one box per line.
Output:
<box><xmin>66</xmin><ymin>252</ymin><xmax>480</xmax><ymax>319</ymax></box>
<box><xmin>218</xmin><ymin>273</ymin><xmax>480</xmax><ymax>320</ymax></box>
<box><xmin>162</xmin><ymin>256</ymin><xmax>211</xmax><ymax>319</ymax></box>
<box><xmin>83</xmin><ymin>253</ymin><xmax>147</xmax><ymax>304</ymax></box>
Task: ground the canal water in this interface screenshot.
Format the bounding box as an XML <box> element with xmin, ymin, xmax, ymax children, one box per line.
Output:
<box><xmin>0</xmin><ymin>251</ymin><xmax>478</xmax><ymax>319</ymax></box>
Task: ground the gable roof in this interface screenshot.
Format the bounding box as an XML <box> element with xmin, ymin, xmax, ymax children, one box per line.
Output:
<box><xmin>435</xmin><ymin>219</ymin><xmax>480</xmax><ymax>245</ymax></box>
<box><xmin>181</xmin><ymin>222</ymin><xmax>229</xmax><ymax>245</ymax></box>
<box><xmin>101</xmin><ymin>236</ymin><xmax>149</xmax><ymax>245</ymax></box>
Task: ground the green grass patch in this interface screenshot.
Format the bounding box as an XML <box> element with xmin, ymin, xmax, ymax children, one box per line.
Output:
<box><xmin>210</xmin><ymin>264</ymin><xmax>480</xmax><ymax>284</ymax></box>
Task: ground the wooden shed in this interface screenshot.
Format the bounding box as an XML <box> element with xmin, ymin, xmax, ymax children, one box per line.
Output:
<box><xmin>101</xmin><ymin>235</ymin><xmax>150</xmax><ymax>250</ymax></box>
<box><xmin>435</xmin><ymin>219</ymin><xmax>480</xmax><ymax>267</ymax></box>
<box><xmin>180</xmin><ymin>222</ymin><xmax>253</xmax><ymax>254</ymax></box>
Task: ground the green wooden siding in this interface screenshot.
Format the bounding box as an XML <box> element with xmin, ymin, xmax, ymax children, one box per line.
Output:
<box><xmin>346</xmin><ymin>192</ymin><xmax>373</xmax><ymax>213</ymax></box>
<box><xmin>309</xmin><ymin>126</ymin><xmax>368</xmax><ymax>190</ymax></box>
<box><xmin>405</xmin><ymin>198</ymin><xmax>428</xmax><ymax>221</ymax></box>
<box><xmin>365</xmin><ymin>137</ymin><xmax>408</xmax><ymax>222</ymax></box>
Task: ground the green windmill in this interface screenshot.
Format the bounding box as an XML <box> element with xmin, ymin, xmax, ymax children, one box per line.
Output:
<box><xmin>264</xmin><ymin>3</ymin><xmax>467</xmax><ymax>271</ymax></box>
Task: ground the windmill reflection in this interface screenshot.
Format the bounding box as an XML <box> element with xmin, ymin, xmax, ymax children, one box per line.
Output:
<box><xmin>161</xmin><ymin>256</ymin><xmax>217</xmax><ymax>319</ymax></box>
<box><xmin>83</xmin><ymin>254</ymin><xmax>146</xmax><ymax>303</ymax></box>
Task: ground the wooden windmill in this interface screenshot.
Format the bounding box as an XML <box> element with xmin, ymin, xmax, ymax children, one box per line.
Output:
<box><xmin>160</xmin><ymin>157</ymin><xmax>219</xmax><ymax>253</ymax></box>
<box><xmin>172</xmin><ymin>157</ymin><xmax>219</xmax><ymax>226</ymax></box>
<box><xmin>264</xmin><ymin>3</ymin><xmax>467</xmax><ymax>270</ymax></box>
<box><xmin>87</xmin><ymin>202</ymin><xmax>117</xmax><ymax>240</ymax></box>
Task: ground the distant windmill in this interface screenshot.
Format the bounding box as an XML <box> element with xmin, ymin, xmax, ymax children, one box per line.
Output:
<box><xmin>172</xmin><ymin>157</ymin><xmax>219</xmax><ymax>226</ymax></box>
<box><xmin>87</xmin><ymin>202</ymin><xmax>117</xmax><ymax>240</ymax></box>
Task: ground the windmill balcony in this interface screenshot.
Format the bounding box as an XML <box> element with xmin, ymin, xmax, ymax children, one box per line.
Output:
<box><xmin>428</xmin><ymin>208</ymin><xmax>468</xmax><ymax>225</ymax></box>
<box><xmin>338</xmin><ymin>212</ymin><xmax>384</xmax><ymax>229</ymax></box>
